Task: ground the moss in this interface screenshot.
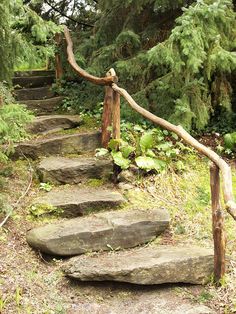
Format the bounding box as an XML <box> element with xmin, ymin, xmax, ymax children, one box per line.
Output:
<box><xmin>28</xmin><ymin>203</ymin><xmax>64</xmax><ymax>218</ymax></box>
<box><xmin>87</xmin><ymin>178</ymin><xmax>104</xmax><ymax>187</ymax></box>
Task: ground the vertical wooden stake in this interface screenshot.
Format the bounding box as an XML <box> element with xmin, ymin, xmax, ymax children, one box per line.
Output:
<box><xmin>210</xmin><ymin>163</ymin><xmax>226</xmax><ymax>284</ymax></box>
<box><xmin>55</xmin><ymin>33</ymin><xmax>63</xmax><ymax>81</ymax></box>
<box><xmin>101</xmin><ymin>85</ymin><xmax>113</xmax><ymax>148</ymax></box>
<box><xmin>112</xmin><ymin>90</ymin><xmax>120</xmax><ymax>140</ymax></box>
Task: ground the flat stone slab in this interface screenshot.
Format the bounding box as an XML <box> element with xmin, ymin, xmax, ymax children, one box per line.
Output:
<box><xmin>26</xmin><ymin>208</ymin><xmax>170</xmax><ymax>256</ymax></box>
<box><xmin>28</xmin><ymin>115</ymin><xmax>82</xmax><ymax>134</ymax></box>
<box><xmin>64</xmin><ymin>245</ymin><xmax>214</xmax><ymax>285</ymax></box>
<box><xmin>20</xmin><ymin>96</ymin><xmax>64</xmax><ymax>115</ymax></box>
<box><xmin>13</xmin><ymin>131</ymin><xmax>101</xmax><ymax>159</ymax></box>
<box><xmin>32</xmin><ymin>186</ymin><xmax>125</xmax><ymax>216</ymax></box>
<box><xmin>37</xmin><ymin>156</ymin><xmax>113</xmax><ymax>184</ymax></box>
<box><xmin>13</xmin><ymin>75</ymin><xmax>54</xmax><ymax>88</ymax></box>
<box><xmin>14</xmin><ymin>86</ymin><xmax>55</xmax><ymax>101</ymax></box>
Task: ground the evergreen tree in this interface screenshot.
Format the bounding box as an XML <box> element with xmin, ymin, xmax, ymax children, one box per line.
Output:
<box><xmin>67</xmin><ymin>0</ymin><xmax>236</xmax><ymax>132</ymax></box>
<box><xmin>0</xmin><ymin>0</ymin><xmax>13</xmax><ymax>83</ymax></box>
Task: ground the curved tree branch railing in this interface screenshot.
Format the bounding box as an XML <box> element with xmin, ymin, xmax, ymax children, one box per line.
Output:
<box><xmin>64</xmin><ymin>27</ymin><xmax>117</xmax><ymax>85</ymax></box>
<box><xmin>62</xmin><ymin>26</ymin><xmax>236</xmax><ymax>282</ymax></box>
<box><xmin>111</xmin><ymin>83</ymin><xmax>236</xmax><ymax>221</ymax></box>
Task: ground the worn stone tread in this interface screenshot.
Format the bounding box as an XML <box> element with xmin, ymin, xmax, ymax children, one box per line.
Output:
<box><xmin>13</xmin><ymin>131</ymin><xmax>101</xmax><ymax>159</ymax></box>
<box><xmin>28</xmin><ymin>115</ymin><xmax>82</xmax><ymax>134</ymax></box>
<box><xmin>37</xmin><ymin>156</ymin><xmax>113</xmax><ymax>184</ymax></box>
<box><xmin>14</xmin><ymin>87</ymin><xmax>55</xmax><ymax>101</ymax></box>
<box><xmin>20</xmin><ymin>96</ymin><xmax>64</xmax><ymax>115</ymax></box>
<box><xmin>13</xmin><ymin>75</ymin><xmax>54</xmax><ymax>88</ymax></box>
<box><xmin>14</xmin><ymin>70</ymin><xmax>55</xmax><ymax>77</ymax></box>
<box><xmin>32</xmin><ymin>186</ymin><xmax>125</xmax><ymax>216</ymax></box>
<box><xmin>64</xmin><ymin>245</ymin><xmax>214</xmax><ymax>285</ymax></box>
<box><xmin>26</xmin><ymin>208</ymin><xmax>170</xmax><ymax>256</ymax></box>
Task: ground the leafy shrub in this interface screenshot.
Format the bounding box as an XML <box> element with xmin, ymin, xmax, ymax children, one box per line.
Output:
<box><xmin>0</xmin><ymin>82</ymin><xmax>33</xmax><ymax>162</ymax></box>
<box><xmin>223</xmin><ymin>132</ymin><xmax>236</xmax><ymax>153</ymax></box>
<box><xmin>96</xmin><ymin>122</ymin><xmax>192</xmax><ymax>172</ymax></box>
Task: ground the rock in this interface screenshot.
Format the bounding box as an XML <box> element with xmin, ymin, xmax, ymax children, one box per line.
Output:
<box><xmin>118</xmin><ymin>170</ymin><xmax>136</xmax><ymax>183</ymax></box>
<box><xmin>14</xmin><ymin>87</ymin><xmax>55</xmax><ymax>101</ymax></box>
<box><xmin>32</xmin><ymin>186</ymin><xmax>125</xmax><ymax>216</ymax></box>
<box><xmin>64</xmin><ymin>245</ymin><xmax>214</xmax><ymax>285</ymax></box>
<box><xmin>26</xmin><ymin>208</ymin><xmax>170</xmax><ymax>256</ymax></box>
<box><xmin>13</xmin><ymin>75</ymin><xmax>54</xmax><ymax>88</ymax></box>
<box><xmin>37</xmin><ymin>156</ymin><xmax>113</xmax><ymax>184</ymax></box>
<box><xmin>13</xmin><ymin>131</ymin><xmax>101</xmax><ymax>159</ymax></box>
<box><xmin>28</xmin><ymin>115</ymin><xmax>82</xmax><ymax>134</ymax></box>
<box><xmin>118</xmin><ymin>182</ymin><xmax>133</xmax><ymax>191</ymax></box>
<box><xmin>20</xmin><ymin>96</ymin><xmax>64</xmax><ymax>115</ymax></box>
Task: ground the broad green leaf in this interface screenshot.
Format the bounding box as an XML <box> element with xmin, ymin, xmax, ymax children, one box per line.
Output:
<box><xmin>133</xmin><ymin>125</ymin><xmax>144</xmax><ymax>132</ymax></box>
<box><xmin>111</xmin><ymin>151</ymin><xmax>131</xmax><ymax>169</ymax></box>
<box><xmin>120</xmin><ymin>145</ymin><xmax>135</xmax><ymax>158</ymax></box>
<box><xmin>95</xmin><ymin>148</ymin><xmax>109</xmax><ymax>157</ymax></box>
<box><xmin>108</xmin><ymin>139</ymin><xmax>121</xmax><ymax>151</ymax></box>
<box><xmin>156</xmin><ymin>142</ymin><xmax>173</xmax><ymax>151</ymax></box>
<box><xmin>135</xmin><ymin>156</ymin><xmax>166</xmax><ymax>172</ymax></box>
<box><xmin>140</xmin><ymin>132</ymin><xmax>153</xmax><ymax>153</ymax></box>
<box><xmin>224</xmin><ymin>134</ymin><xmax>234</xmax><ymax>150</ymax></box>
<box><xmin>171</xmin><ymin>132</ymin><xmax>179</xmax><ymax>140</ymax></box>
<box><xmin>146</xmin><ymin>149</ymin><xmax>156</xmax><ymax>157</ymax></box>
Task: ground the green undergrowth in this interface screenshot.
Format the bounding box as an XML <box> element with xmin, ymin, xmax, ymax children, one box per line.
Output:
<box><xmin>1</xmin><ymin>149</ymin><xmax>236</xmax><ymax>312</ymax></box>
<box><xmin>122</xmin><ymin>153</ymin><xmax>236</xmax><ymax>252</ymax></box>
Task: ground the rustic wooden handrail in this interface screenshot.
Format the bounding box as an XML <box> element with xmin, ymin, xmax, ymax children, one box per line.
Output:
<box><xmin>112</xmin><ymin>83</ymin><xmax>236</xmax><ymax>221</ymax></box>
<box><xmin>63</xmin><ymin>26</ymin><xmax>236</xmax><ymax>282</ymax></box>
<box><xmin>64</xmin><ymin>26</ymin><xmax>117</xmax><ymax>85</ymax></box>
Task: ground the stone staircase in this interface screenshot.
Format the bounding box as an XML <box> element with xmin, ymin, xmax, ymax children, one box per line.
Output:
<box><xmin>14</xmin><ymin>70</ymin><xmax>214</xmax><ymax>286</ymax></box>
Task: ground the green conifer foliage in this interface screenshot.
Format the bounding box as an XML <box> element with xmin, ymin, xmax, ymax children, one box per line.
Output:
<box><xmin>148</xmin><ymin>0</ymin><xmax>236</xmax><ymax>130</ymax></box>
<box><xmin>70</xmin><ymin>0</ymin><xmax>235</xmax><ymax>132</ymax></box>
<box><xmin>0</xmin><ymin>83</ymin><xmax>33</xmax><ymax>162</ymax></box>
<box><xmin>0</xmin><ymin>1</ymin><xmax>13</xmax><ymax>83</ymax></box>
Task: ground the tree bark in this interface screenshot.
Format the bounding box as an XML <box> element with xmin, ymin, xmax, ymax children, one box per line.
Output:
<box><xmin>210</xmin><ymin>163</ymin><xmax>226</xmax><ymax>283</ymax></box>
<box><xmin>101</xmin><ymin>86</ymin><xmax>113</xmax><ymax>148</ymax></box>
<box><xmin>55</xmin><ymin>33</ymin><xmax>63</xmax><ymax>80</ymax></box>
<box><xmin>112</xmin><ymin>90</ymin><xmax>120</xmax><ymax>140</ymax></box>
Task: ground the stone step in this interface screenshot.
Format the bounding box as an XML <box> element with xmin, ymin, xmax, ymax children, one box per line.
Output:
<box><xmin>20</xmin><ymin>96</ymin><xmax>64</xmax><ymax>115</ymax></box>
<box><xmin>13</xmin><ymin>75</ymin><xmax>54</xmax><ymax>88</ymax></box>
<box><xmin>28</xmin><ymin>115</ymin><xmax>82</xmax><ymax>135</ymax></box>
<box><xmin>37</xmin><ymin>156</ymin><xmax>113</xmax><ymax>184</ymax></box>
<box><xmin>31</xmin><ymin>186</ymin><xmax>125</xmax><ymax>217</ymax></box>
<box><xmin>27</xmin><ymin>208</ymin><xmax>170</xmax><ymax>256</ymax></box>
<box><xmin>14</xmin><ymin>70</ymin><xmax>55</xmax><ymax>77</ymax></box>
<box><xmin>14</xmin><ymin>87</ymin><xmax>55</xmax><ymax>101</ymax></box>
<box><xmin>64</xmin><ymin>245</ymin><xmax>214</xmax><ymax>285</ymax></box>
<box><xmin>13</xmin><ymin>131</ymin><xmax>101</xmax><ymax>159</ymax></box>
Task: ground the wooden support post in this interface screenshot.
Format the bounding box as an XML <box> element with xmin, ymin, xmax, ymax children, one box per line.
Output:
<box><xmin>55</xmin><ymin>33</ymin><xmax>63</xmax><ymax>81</ymax></box>
<box><xmin>112</xmin><ymin>90</ymin><xmax>120</xmax><ymax>140</ymax></box>
<box><xmin>101</xmin><ymin>85</ymin><xmax>113</xmax><ymax>148</ymax></box>
<box><xmin>210</xmin><ymin>163</ymin><xmax>226</xmax><ymax>284</ymax></box>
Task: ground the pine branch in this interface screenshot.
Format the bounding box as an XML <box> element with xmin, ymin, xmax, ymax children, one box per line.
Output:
<box><xmin>44</xmin><ymin>0</ymin><xmax>94</xmax><ymax>27</ymax></box>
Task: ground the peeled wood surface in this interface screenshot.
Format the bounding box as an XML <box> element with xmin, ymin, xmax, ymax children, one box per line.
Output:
<box><xmin>112</xmin><ymin>90</ymin><xmax>120</xmax><ymax>140</ymax></box>
<box><xmin>101</xmin><ymin>86</ymin><xmax>113</xmax><ymax>147</ymax></box>
<box><xmin>112</xmin><ymin>83</ymin><xmax>236</xmax><ymax>221</ymax></box>
<box><xmin>210</xmin><ymin>164</ymin><xmax>226</xmax><ymax>282</ymax></box>
<box><xmin>55</xmin><ymin>33</ymin><xmax>63</xmax><ymax>80</ymax></box>
<box><xmin>64</xmin><ymin>26</ymin><xmax>116</xmax><ymax>86</ymax></box>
